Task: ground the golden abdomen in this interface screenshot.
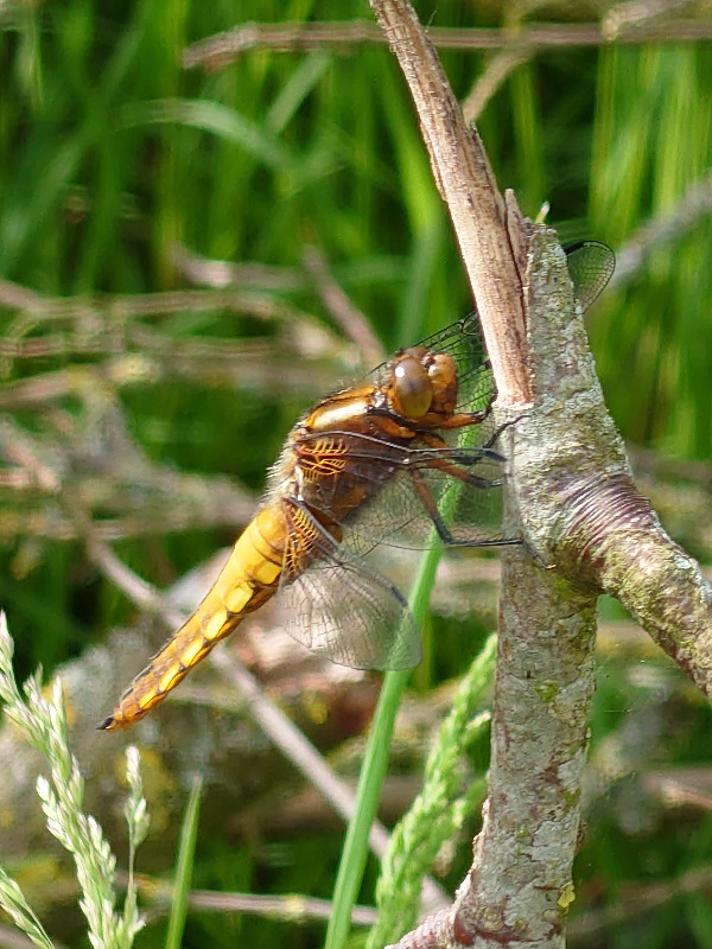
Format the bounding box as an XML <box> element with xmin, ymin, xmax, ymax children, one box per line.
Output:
<box><xmin>101</xmin><ymin>504</ymin><xmax>287</xmax><ymax>730</ymax></box>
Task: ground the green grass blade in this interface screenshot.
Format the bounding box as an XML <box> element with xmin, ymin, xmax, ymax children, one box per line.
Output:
<box><xmin>324</xmin><ymin>410</ymin><xmax>478</xmax><ymax>948</ymax></box>
<box><xmin>165</xmin><ymin>775</ymin><xmax>203</xmax><ymax>949</ymax></box>
<box><xmin>324</xmin><ymin>544</ymin><xmax>441</xmax><ymax>949</ymax></box>
<box><xmin>119</xmin><ymin>98</ymin><xmax>293</xmax><ymax>170</ymax></box>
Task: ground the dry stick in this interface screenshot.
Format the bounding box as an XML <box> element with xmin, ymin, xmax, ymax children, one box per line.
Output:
<box><xmin>602</xmin><ymin>0</ymin><xmax>699</xmax><ymax>39</ymax></box>
<box><xmin>461</xmin><ymin>47</ymin><xmax>532</xmax><ymax>125</ymax></box>
<box><xmin>568</xmin><ymin>865</ymin><xmax>712</xmax><ymax>940</ymax></box>
<box><xmin>86</xmin><ymin>537</ymin><xmax>448</xmax><ymax>914</ymax></box>
<box><xmin>128</xmin><ymin>874</ymin><xmax>379</xmax><ymax>927</ymax></box>
<box><xmin>610</xmin><ymin>168</ymin><xmax>712</xmax><ymax>289</ymax></box>
<box><xmin>372</xmin><ymin>3</ymin><xmax>529</xmax><ymax>407</ymax></box>
<box><xmin>169</xmin><ymin>243</ymin><xmax>307</xmax><ymax>292</ymax></box>
<box><xmin>369</xmin><ymin>1</ymin><xmax>711</xmax><ymax>948</ymax></box>
<box><xmin>0</xmin><ymin>279</ymin><xmax>311</xmax><ymax>325</ymax></box>
<box><xmin>302</xmin><ymin>246</ymin><xmax>385</xmax><ymax>367</ymax></box>
<box><xmin>183</xmin><ymin>19</ymin><xmax>712</xmax><ymax>71</ymax></box>
<box><xmin>183</xmin><ymin>888</ymin><xmax>378</xmax><ymax>927</ymax></box>
<box><xmin>0</xmin><ymin>345</ymin><xmax>337</xmax><ymax>411</ymax></box>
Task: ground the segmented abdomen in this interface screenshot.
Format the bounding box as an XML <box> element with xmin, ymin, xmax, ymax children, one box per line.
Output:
<box><xmin>101</xmin><ymin>504</ymin><xmax>287</xmax><ymax>730</ymax></box>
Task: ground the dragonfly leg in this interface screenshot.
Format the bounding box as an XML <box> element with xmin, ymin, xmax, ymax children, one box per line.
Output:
<box><xmin>411</xmin><ymin>455</ymin><xmax>546</xmax><ymax>561</ymax></box>
<box><xmin>408</xmin><ymin>467</ymin><xmax>520</xmax><ymax>551</ymax></box>
<box><xmin>437</xmin><ymin>403</ymin><xmax>492</xmax><ymax>430</ymax></box>
<box><xmin>482</xmin><ymin>414</ymin><xmax>531</xmax><ymax>450</ymax></box>
<box><xmin>409</xmin><ymin>467</ymin><xmax>458</xmax><ymax>544</ymax></box>
<box><xmin>439</xmin><ymin>446</ymin><xmax>505</xmax><ymax>466</ymax></box>
<box><xmin>425</xmin><ymin>456</ymin><xmax>503</xmax><ymax>490</ymax></box>
<box><xmin>416</xmin><ymin>431</ymin><xmax>505</xmax><ymax>466</ymax></box>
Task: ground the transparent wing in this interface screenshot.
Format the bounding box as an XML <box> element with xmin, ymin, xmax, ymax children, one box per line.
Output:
<box><xmin>295</xmin><ymin>429</ymin><xmax>505</xmax><ymax>555</ymax></box>
<box><xmin>278</xmin><ymin>500</ymin><xmax>421</xmax><ymax>670</ymax></box>
<box><xmin>351</xmin><ymin>456</ymin><xmax>505</xmax><ymax>551</ymax></box>
<box><xmin>564</xmin><ymin>240</ymin><xmax>616</xmax><ymax>311</ymax></box>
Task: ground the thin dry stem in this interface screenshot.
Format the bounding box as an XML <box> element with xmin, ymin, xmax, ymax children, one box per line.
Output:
<box><xmin>131</xmin><ymin>875</ymin><xmax>378</xmax><ymax>926</ymax></box>
<box><xmin>370</xmin><ymin>0</ymin><xmax>530</xmax><ymax>406</ymax></box>
<box><xmin>183</xmin><ymin>19</ymin><xmax>712</xmax><ymax>71</ymax></box>
<box><xmin>462</xmin><ymin>48</ymin><xmax>532</xmax><ymax>124</ymax></box>
<box><xmin>302</xmin><ymin>246</ymin><xmax>384</xmax><ymax>366</ymax></box>
<box><xmin>603</xmin><ymin>0</ymin><xmax>699</xmax><ymax>40</ymax></box>
<box><xmin>568</xmin><ymin>865</ymin><xmax>712</xmax><ymax>939</ymax></box>
<box><xmin>0</xmin><ymin>280</ymin><xmax>314</xmax><ymax>325</ymax></box>
<box><xmin>169</xmin><ymin>243</ymin><xmax>306</xmax><ymax>292</ymax></box>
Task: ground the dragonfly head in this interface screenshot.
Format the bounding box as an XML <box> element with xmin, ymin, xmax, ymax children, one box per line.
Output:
<box><xmin>390</xmin><ymin>346</ymin><xmax>459</xmax><ymax>421</ymax></box>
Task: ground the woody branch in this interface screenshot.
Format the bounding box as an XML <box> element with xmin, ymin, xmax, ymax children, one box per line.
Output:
<box><xmin>370</xmin><ymin>1</ymin><xmax>712</xmax><ymax>948</ymax></box>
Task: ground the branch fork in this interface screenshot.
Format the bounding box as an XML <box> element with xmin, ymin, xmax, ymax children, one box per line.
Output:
<box><xmin>370</xmin><ymin>1</ymin><xmax>711</xmax><ymax>946</ymax></box>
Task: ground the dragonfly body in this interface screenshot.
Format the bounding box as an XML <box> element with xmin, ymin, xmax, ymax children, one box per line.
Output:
<box><xmin>102</xmin><ymin>342</ymin><xmax>489</xmax><ymax>729</ymax></box>
<box><xmin>101</xmin><ymin>241</ymin><xmax>615</xmax><ymax>731</ymax></box>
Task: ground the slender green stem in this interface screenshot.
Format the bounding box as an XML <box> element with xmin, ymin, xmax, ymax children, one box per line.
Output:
<box><xmin>325</xmin><ymin>378</ymin><xmax>482</xmax><ymax>949</ymax></box>
<box><xmin>165</xmin><ymin>776</ymin><xmax>203</xmax><ymax>949</ymax></box>
<box><xmin>324</xmin><ymin>542</ymin><xmax>443</xmax><ymax>949</ymax></box>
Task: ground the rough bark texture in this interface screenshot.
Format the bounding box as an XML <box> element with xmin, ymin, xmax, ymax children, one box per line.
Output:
<box><xmin>368</xmin><ymin>8</ymin><xmax>711</xmax><ymax>934</ymax></box>
<box><xmin>510</xmin><ymin>232</ymin><xmax>712</xmax><ymax>697</ymax></box>
<box><xmin>563</xmin><ymin>484</ymin><xmax>712</xmax><ymax>694</ymax></box>
<box><xmin>454</xmin><ymin>564</ymin><xmax>597</xmax><ymax>946</ymax></box>
<box><xmin>446</xmin><ymin>233</ymin><xmax>606</xmax><ymax>948</ymax></box>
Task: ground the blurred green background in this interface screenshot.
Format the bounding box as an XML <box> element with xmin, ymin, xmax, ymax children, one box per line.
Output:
<box><xmin>1</xmin><ymin>1</ymin><xmax>711</xmax><ymax>947</ymax></box>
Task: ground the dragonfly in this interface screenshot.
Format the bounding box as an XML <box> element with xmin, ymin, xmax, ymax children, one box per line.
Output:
<box><xmin>100</xmin><ymin>241</ymin><xmax>615</xmax><ymax>730</ymax></box>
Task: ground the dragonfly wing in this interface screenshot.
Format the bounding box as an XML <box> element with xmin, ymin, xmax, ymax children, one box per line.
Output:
<box><xmin>354</xmin><ymin>457</ymin><xmax>505</xmax><ymax>550</ymax></box>
<box><xmin>564</xmin><ymin>240</ymin><xmax>616</xmax><ymax>311</ymax></box>
<box><xmin>278</xmin><ymin>501</ymin><xmax>421</xmax><ymax>671</ymax></box>
<box><xmin>296</xmin><ymin>430</ymin><xmax>505</xmax><ymax>555</ymax></box>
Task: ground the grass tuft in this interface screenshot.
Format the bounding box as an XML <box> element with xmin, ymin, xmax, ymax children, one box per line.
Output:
<box><xmin>0</xmin><ymin>612</ymin><xmax>149</xmax><ymax>949</ymax></box>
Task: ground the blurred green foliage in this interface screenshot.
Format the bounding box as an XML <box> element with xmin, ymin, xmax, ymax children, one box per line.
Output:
<box><xmin>1</xmin><ymin>1</ymin><xmax>711</xmax><ymax>947</ymax></box>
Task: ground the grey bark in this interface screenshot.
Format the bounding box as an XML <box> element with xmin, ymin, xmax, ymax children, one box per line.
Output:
<box><xmin>370</xmin><ymin>2</ymin><xmax>711</xmax><ymax>947</ymax></box>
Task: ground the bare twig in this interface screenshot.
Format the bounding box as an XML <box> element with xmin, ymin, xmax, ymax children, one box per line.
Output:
<box><xmin>643</xmin><ymin>766</ymin><xmax>712</xmax><ymax>811</ymax></box>
<box><xmin>183</xmin><ymin>19</ymin><xmax>712</xmax><ymax>72</ymax></box>
<box><xmin>371</xmin><ymin>0</ymin><xmax>530</xmax><ymax>406</ymax></box>
<box><xmin>568</xmin><ymin>865</ymin><xmax>712</xmax><ymax>941</ymax></box>
<box><xmin>0</xmin><ymin>280</ymin><xmax>313</xmax><ymax>326</ymax></box>
<box><xmin>0</xmin><ymin>422</ymin><xmax>59</xmax><ymax>493</ymax></box>
<box><xmin>302</xmin><ymin>246</ymin><xmax>384</xmax><ymax>366</ymax></box>
<box><xmin>131</xmin><ymin>875</ymin><xmax>379</xmax><ymax>927</ymax></box>
<box><xmin>0</xmin><ymin>279</ymin><xmax>43</xmax><ymax>309</ymax></box>
<box><xmin>603</xmin><ymin>0</ymin><xmax>699</xmax><ymax>40</ymax></box>
<box><xmin>462</xmin><ymin>47</ymin><xmax>532</xmax><ymax>124</ymax></box>
<box><xmin>610</xmin><ymin>168</ymin><xmax>712</xmax><ymax>288</ymax></box>
<box><xmin>169</xmin><ymin>243</ymin><xmax>307</xmax><ymax>292</ymax></box>
<box><xmin>0</xmin><ymin>398</ymin><xmax>255</xmax><ymax>544</ymax></box>
<box><xmin>0</xmin><ymin>348</ymin><xmax>337</xmax><ymax>411</ymax></box>
<box><xmin>184</xmin><ymin>887</ymin><xmax>378</xmax><ymax>927</ymax></box>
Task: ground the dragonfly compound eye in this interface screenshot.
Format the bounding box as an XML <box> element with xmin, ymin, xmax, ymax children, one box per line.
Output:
<box><xmin>426</xmin><ymin>353</ymin><xmax>458</xmax><ymax>415</ymax></box>
<box><xmin>392</xmin><ymin>354</ymin><xmax>433</xmax><ymax>419</ymax></box>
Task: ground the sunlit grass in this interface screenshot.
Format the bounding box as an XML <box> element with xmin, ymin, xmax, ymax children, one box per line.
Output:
<box><xmin>0</xmin><ymin>614</ymin><xmax>149</xmax><ymax>948</ymax></box>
